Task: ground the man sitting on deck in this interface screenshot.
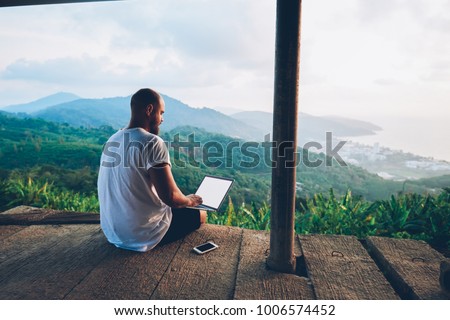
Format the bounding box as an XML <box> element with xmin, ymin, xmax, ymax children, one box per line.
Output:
<box><xmin>97</xmin><ymin>88</ymin><xmax>206</xmax><ymax>252</ymax></box>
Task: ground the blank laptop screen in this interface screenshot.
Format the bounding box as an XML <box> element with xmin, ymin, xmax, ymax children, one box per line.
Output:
<box><xmin>195</xmin><ymin>176</ymin><xmax>233</xmax><ymax>209</ymax></box>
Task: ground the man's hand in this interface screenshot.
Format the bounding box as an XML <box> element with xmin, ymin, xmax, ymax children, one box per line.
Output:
<box><xmin>149</xmin><ymin>164</ymin><xmax>203</xmax><ymax>208</ymax></box>
<box><xmin>186</xmin><ymin>194</ymin><xmax>203</xmax><ymax>207</ymax></box>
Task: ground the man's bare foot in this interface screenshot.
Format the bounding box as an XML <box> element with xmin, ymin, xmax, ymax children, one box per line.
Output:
<box><xmin>200</xmin><ymin>210</ymin><xmax>207</xmax><ymax>224</ymax></box>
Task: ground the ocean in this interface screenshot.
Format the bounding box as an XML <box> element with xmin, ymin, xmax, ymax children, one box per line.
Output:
<box><xmin>343</xmin><ymin>115</ymin><xmax>450</xmax><ymax>162</ymax></box>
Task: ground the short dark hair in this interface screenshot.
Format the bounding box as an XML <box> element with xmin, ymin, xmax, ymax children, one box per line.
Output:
<box><xmin>130</xmin><ymin>88</ymin><xmax>160</xmax><ymax>111</ymax></box>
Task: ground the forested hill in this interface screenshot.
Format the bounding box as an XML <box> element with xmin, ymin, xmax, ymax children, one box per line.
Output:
<box><xmin>2</xmin><ymin>92</ymin><xmax>80</xmax><ymax>114</ymax></box>
<box><xmin>30</xmin><ymin>94</ymin><xmax>262</xmax><ymax>140</ymax></box>
<box><xmin>0</xmin><ymin>113</ymin><xmax>433</xmax><ymax>211</ymax></box>
<box><xmin>231</xmin><ymin>111</ymin><xmax>382</xmax><ymax>144</ymax></box>
<box><xmin>3</xmin><ymin>92</ymin><xmax>382</xmax><ymax>143</ymax></box>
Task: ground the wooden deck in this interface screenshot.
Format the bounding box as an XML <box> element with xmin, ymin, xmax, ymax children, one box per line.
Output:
<box><xmin>0</xmin><ymin>206</ymin><xmax>448</xmax><ymax>300</ymax></box>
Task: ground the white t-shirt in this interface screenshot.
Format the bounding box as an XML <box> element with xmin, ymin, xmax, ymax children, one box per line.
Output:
<box><xmin>97</xmin><ymin>128</ymin><xmax>172</xmax><ymax>252</ymax></box>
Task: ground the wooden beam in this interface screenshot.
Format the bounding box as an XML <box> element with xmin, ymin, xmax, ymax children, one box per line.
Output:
<box><xmin>0</xmin><ymin>0</ymin><xmax>117</xmax><ymax>7</ymax></box>
<box><xmin>299</xmin><ymin>235</ymin><xmax>399</xmax><ymax>299</ymax></box>
<box><xmin>234</xmin><ymin>229</ymin><xmax>314</xmax><ymax>299</ymax></box>
<box><xmin>0</xmin><ymin>208</ymin><xmax>99</xmax><ymax>225</ymax></box>
<box><xmin>0</xmin><ymin>226</ymin><xmax>28</xmax><ymax>241</ymax></box>
<box><xmin>150</xmin><ymin>225</ymin><xmax>242</xmax><ymax>300</ymax></box>
<box><xmin>66</xmin><ymin>238</ymin><xmax>182</xmax><ymax>299</ymax></box>
<box><xmin>0</xmin><ymin>225</ymin><xmax>111</xmax><ymax>299</ymax></box>
<box><xmin>267</xmin><ymin>0</ymin><xmax>302</xmax><ymax>274</ymax></box>
<box><xmin>366</xmin><ymin>236</ymin><xmax>447</xmax><ymax>299</ymax></box>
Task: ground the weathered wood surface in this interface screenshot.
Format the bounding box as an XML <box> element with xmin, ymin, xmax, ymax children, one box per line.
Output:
<box><xmin>1</xmin><ymin>225</ymin><xmax>77</xmax><ymax>271</ymax></box>
<box><xmin>0</xmin><ymin>205</ymin><xmax>42</xmax><ymax>215</ymax></box>
<box><xmin>39</xmin><ymin>211</ymin><xmax>99</xmax><ymax>224</ymax></box>
<box><xmin>151</xmin><ymin>224</ymin><xmax>243</xmax><ymax>300</ymax></box>
<box><xmin>366</xmin><ymin>236</ymin><xmax>447</xmax><ymax>299</ymax></box>
<box><xmin>0</xmin><ymin>206</ymin><xmax>56</xmax><ymax>224</ymax></box>
<box><xmin>234</xmin><ymin>229</ymin><xmax>314</xmax><ymax>300</ymax></box>
<box><xmin>299</xmin><ymin>234</ymin><xmax>399</xmax><ymax>300</ymax></box>
<box><xmin>0</xmin><ymin>225</ymin><xmax>111</xmax><ymax>299</ymax></box>
<box><xmin>0</xmin><ymin>206</ymin><xmax>99</xmax><ymax>225</ymax></box>
<box><xmin>0</xmin><ymin>225</ymin><xmax>28</xmax><ymax>241</ymax></box>
<box><xmin>66</xmin><ymin>240</ymin><xmax>183</xmax><ymax>299</ymax></box>
<box><xmin>0</xmin><ymin>207</ymin><xmax>446</xmax><ymax>300</ymax></box>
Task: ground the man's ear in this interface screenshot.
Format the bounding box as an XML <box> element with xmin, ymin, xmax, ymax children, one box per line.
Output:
<box><xmin>146</xmin><ymin>104</ymin><xmax>154</xmax><ymax>116</ymax></box>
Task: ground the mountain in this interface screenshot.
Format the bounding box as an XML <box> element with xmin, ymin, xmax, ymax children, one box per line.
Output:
<box><xmin>408</xmin><ymin>174</ymin><xmax>450</xmax><ymax>190</ymax></box>
<box><xmin>10</xmin><ymin>92</ymin><xmax>382</xmax><ymax>143</ymax></box>
<box><xmin>230</xmin><ymin>111</ymin><xmax>272</xmax><ymax>135</ymax></box>
<box><xmin>33</xmin><ymin>96</ymin><xmax>130</xmax><ymax>129</ymax></box>
<box><xmin>32</xmin><ymin>94</ymin><xmax>264</xmax><ymax>140</ymax></box>
<box><xmin>231</xmin><ymin>111</ymin><xmax>382</xmax><ymax>144</ymax></box>
<box><xmin>209</xmin><ymin>106</ymin><xmax>246</xmax><ymax>115</ymax></box>
<box><xmin>2</xmin><ymin>92</ymin><xmax>80</xmax><ymax>113</ymax></box>
<box><xmin>160</xmin><ymin>96</ymin><xmax>262</xmax><ymax>140</ymax></box>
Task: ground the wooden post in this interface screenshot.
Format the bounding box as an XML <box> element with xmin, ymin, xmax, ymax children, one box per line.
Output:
<box><xmin>266</xmin><ymin>0</ymin><xmax>302</xmax><ymax>274</ymax></box>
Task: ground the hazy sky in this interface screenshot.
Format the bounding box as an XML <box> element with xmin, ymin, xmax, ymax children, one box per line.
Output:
<box><xmin>0</xmin><ymin>0</ymin><xmax>449</xmax><ymax>120</ymax></box>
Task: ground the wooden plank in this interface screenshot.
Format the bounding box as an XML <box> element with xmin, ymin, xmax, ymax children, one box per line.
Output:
<box><xmin>0</xmin><ymin>225</ymin><xmax>114</xmax><ymax>299</ymax></box>
<box><xmin>65</xmin><ymin>239</ymin><xmax>183</xmax><ymax>299</ymax></box>
<box><xmin>299</xmin><ymin>234</ymin><xmax>399</xmax><ymax>300</ymax></box>
<box><xmin>0</xmin><ymin>208</ymin><xmax>99</xmax><ymax>225</ymax></box>
<box><xmin>234</xmin><ymin>229</ymin><xmax>315</xmax><ymax>300</ymax></box>
<box><xmin>0</xmin><ymin>1</ymin><xmax>115</xmax><ymax>9</ymax></box>
<box><xmin>0</xmin><ymin>225</ymin><xmax>28</xmax><ymax>241</ymax></box>
<box><xmin>366</xmin><ymin>236</ymin><xmax>447</xmax><ymax>299</ymax></box>
<box><xmin>41</xmin><ymin>212</ymin><xmax>99</xmax><ymax>224</ymax></box>
<box><xmin>151</xmin><ymin>224</ymin><xmax>243</xmax><ymax>300</ymax></box>
<box><xmin>0</xmin><ymin>207</ymin><xmax>56</xmax><ymax>225</ymax></box>
<box><xmin>0</xmin><ymin>205</ymin><xmax>41</xmax><ymax>215</ymax></box>
<box><xmin>0</xmin><ymin>224</ymin><xmax>76</xmax><ymax>267</ymax></box>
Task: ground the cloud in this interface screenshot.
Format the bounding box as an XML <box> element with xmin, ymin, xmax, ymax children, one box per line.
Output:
<box><xmin>373</xmin><ymin>78</ymin><xmax>401</xmax><ymax>86</ymax></box>
<box><xmin>0</xmin><ymin>50</ymin><xmax>268</xmax><ymax>88</ymax></box>
<box><xmin>0</xmin><ymin>48</ymin><xmax>274</xmax><ymax>111</ymax></box>
<box><xmin>420</xmin><ymin>61</ymin><xmax>450</xmax><ymax>83</ymax></box>
<box><xmin>0</xmin><ymin>0</ymin><xmax>279</xmax><ymax>108</ymax></box>
<box><xmin>357</xmin><ymin>0</ymin><xmax>401</xmax><ymax>23</ymax></box>
<box><xmin>0</xmin><ymin>0</ymin><xmax>449</xmax><ymax>116</ymax></box>
<box><xmin>1</xmin><ymin>56</ymin><xmax>119</xmax><ymax>84</ymax></box>
<box><xmin>106</xmin><ymin>0</ymin><xmax>276</xmax><ymax>70</ymax></box>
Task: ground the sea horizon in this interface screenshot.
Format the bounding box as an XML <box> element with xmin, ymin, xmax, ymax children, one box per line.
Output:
<box><xmin>343</xmin><ymin>114</ymin><xmax>450</xmax><ymax>162</ymax></box>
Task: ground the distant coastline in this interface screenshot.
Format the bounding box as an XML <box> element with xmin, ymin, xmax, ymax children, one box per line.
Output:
<box><xmin>342</xmin><ymin>115</ymin><xmax>450</xmax><ymax>162</ymax></box>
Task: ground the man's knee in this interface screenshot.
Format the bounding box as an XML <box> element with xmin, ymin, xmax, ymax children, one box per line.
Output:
<box><xmin>200</xmin><ymin>210</ymin><xmax>207</xmax><ymax>224</ymax></box>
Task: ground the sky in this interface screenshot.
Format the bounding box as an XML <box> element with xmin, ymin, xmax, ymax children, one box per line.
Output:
<box><xmin>0</xmin><ymin>0</ymin><xmax>449</xmax><ymax>121</ymax></box>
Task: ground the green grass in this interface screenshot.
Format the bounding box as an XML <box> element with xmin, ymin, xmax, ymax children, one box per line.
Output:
<box><xmin>0</xmin><ymin>176</ymin><xmax>450</xmax><ymax>248</ymax></box>
<box><xmin>2</xmin><ymin>177</ymin><xmax>99</xmax><ymax>213</ymax></box>
<box><xmin>210</xmin><ymin>188</ymin><xmax>450</xmax><ymax>250</ymax></box>
<box><xmin>4</xmin><ymin>176</ymin><xmax>447</xmax><ymax>249</ymax></box>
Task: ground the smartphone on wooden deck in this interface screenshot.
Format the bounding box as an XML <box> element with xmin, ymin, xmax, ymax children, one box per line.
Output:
<box><xmin>193</xmin><ymin>241</ymin><xmax>219</xmax><ymax>255</ymax></box>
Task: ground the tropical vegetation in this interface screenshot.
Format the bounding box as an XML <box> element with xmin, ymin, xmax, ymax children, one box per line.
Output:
<box><xmin>0</xmin><ymin>113</ymin><xmax>448</xmax><ymax>250</ymax></box>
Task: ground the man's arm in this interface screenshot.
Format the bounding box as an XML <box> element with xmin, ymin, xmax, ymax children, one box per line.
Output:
<box><xmin>148</xmin><ymin>164</ymin><xmax>202</xmax><ymax>208</ymax></box>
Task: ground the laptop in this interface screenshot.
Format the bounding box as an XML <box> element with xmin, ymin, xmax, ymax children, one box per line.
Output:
<box><xmin>187</xmin><ymin>175</ymin><xmax>234</xmax><ymax>211</ymax></box>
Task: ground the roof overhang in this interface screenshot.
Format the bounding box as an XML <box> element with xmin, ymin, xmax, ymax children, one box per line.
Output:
<box><xmin>0</xmin><ymin>0</ymin><xmax>117</xmax><ymax>7</ymax></box>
